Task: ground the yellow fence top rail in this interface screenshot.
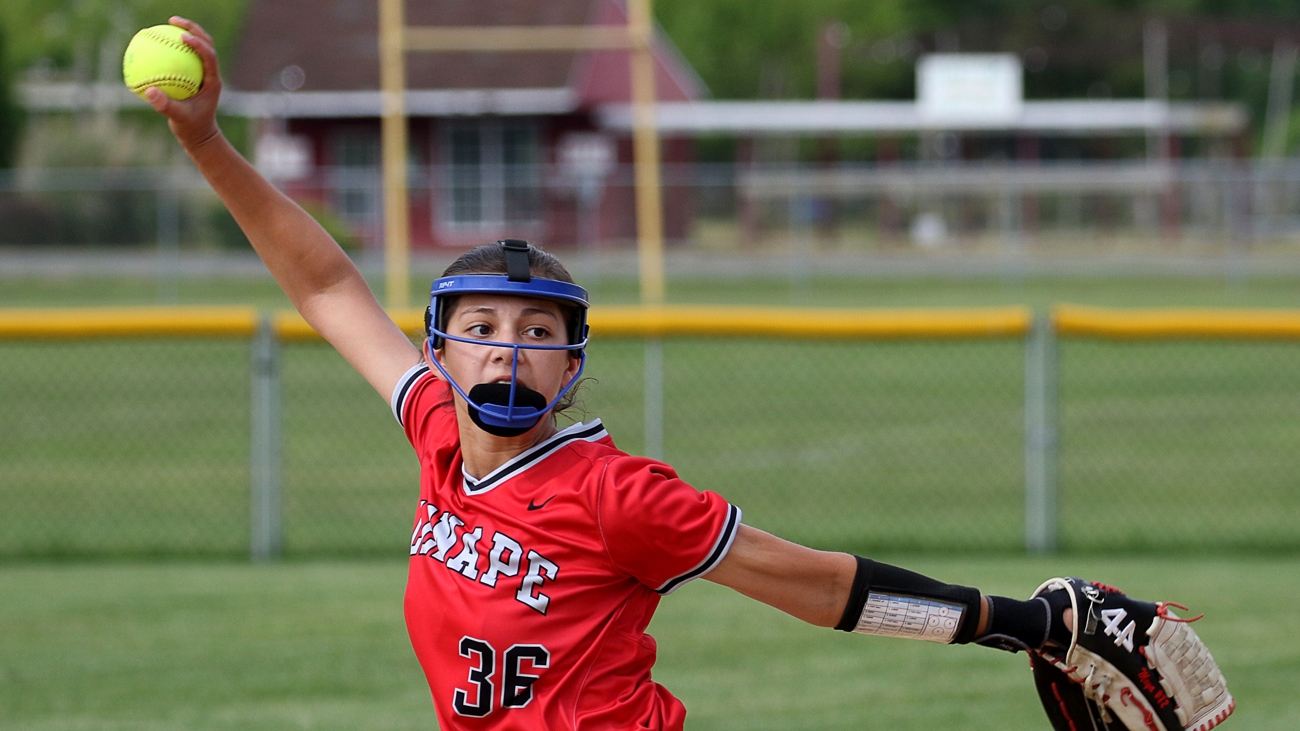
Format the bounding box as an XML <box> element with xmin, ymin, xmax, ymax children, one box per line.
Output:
<box><xmin>588</xmin><ymin>305</ymin><xmax>1033</xmax><ymax>339</ymax></box>
<box><xmin>273</xmin><ymin>311</ymin><xmax>322</xmax><ymax>342</ymax></box>
<box><xmin>21</xmin><ymin>305</ymin><xmax>1300</xmax><ymax>341</ymax></box>
<box><xmin>281</xmin><ymin>306</ymin><xmax>1034</xmax><ymax>342</ymax></box>
<box><xmin>272</xmin><ymin>310</ymin><xmax>428</xmax><ymax>342</ymax></box>
<box><xmin>1054</xmin><ymin>304</ymin><xmax>1300</xmax><ymax>339</ymax></box>
<box><xmin>0</xmin><ymin>306</ymin><xmax>1036</xmax><ymax>341</ymax></box>
<box><xmin>0</xmin><ymin>307</ymin><xmax>260</xmax><ymax>339</ymax></box>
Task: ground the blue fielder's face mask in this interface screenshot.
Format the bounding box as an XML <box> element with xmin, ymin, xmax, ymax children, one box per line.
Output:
<box><xmin>424</xmin><ymin>249</ymin><xmax>590</xmax><ymax>438</ymax></box>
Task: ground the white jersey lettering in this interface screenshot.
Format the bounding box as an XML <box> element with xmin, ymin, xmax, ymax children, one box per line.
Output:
<box><xmin>517</xmin><ymin>550</ymin><xmax>559</xmax><ymax>615</ymax></box>
<box><xmin>482</xmin><ymin>532</ymin><xmax>523</xmax><ymax>588</ymax></box>
<box><xmin>430</xmin><ymin>511</ymin><xmax>466</xmax><ymax>562</ymax></box>
<box><xmin>411</xmin><ymin>502</ymin><xmax>440</xmax><ymax>555</ymax></box>
<box><xmin>446</xmin><ymin>527</ymin><xmax>485</xmax><ymax>580</ymax></box>
<box><xmin>412</xmin><ymin>502</ymin><xmax>561</xmax><ymax>612</ymax></box>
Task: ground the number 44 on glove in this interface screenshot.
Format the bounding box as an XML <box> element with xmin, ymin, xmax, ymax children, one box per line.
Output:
<box><xmin>1029</xmin><ymin>577</ymin><xmax>1235</xmax><ymax>731</ymax></box>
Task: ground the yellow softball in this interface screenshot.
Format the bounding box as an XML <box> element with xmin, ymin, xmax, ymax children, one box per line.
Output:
<box><xmin>122</xmin><ymin>24</ymin><xmax>203</xmax><ymax>101</ymax></box>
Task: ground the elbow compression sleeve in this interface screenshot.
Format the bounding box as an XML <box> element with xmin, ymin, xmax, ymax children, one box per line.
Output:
<box><xmin>834</xmin><ymin>556</ymin><xmax>982</xmax><ymax>644</ymax></box>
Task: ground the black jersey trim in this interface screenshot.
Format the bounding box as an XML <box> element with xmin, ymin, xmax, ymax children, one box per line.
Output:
<box><xmin>461</xmin><ymin>420</ymin><xmax>609</xmax><ymax>496</ymax></box>
<box><xmin>390</xmin><ymin>363</ymin><xmax>433</xmax><ymax>426</ymax></box>
<box><xmin>655</xmin><ymin>504</ymin><xmax>742</xmax><ymax>596</ymax></box>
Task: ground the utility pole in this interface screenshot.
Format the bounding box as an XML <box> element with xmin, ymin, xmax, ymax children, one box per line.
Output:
<box><xmin>378</xmin><ymin>0</ymin><xmax>666</xmax><ymax>306</ymax></box>
<box><xmin>378</xmin><ymin>0</ymin><xmax>410</xmax><ymax>310</ymax></box>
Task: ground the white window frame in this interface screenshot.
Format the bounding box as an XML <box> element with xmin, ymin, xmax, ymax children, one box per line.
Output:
<box><xmin>438</xmin><ymin>118</ymin><xmax>544</xmax><ymax>233</ymax></box>
<box><xmin>330</xmin><ymin>127</ymin><xmax>383</xmax><ymax>232</ymax></box>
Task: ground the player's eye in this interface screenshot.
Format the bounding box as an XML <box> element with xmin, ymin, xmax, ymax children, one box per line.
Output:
<box><xmin>466</xmin><ymin>324</ymin><xmax>492</xmax><ymax>337</ymax></box>
<box><xmin>524</xmin><ymin>326</ymin><xmax>550</xmax><ymax>339</ymax></box>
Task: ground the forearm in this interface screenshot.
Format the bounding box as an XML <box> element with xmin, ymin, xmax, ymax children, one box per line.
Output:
<box><xmin>706</xmin><ymin>525</ymin><xmax>857</xmax><ymax>627</ymax></box>
<box><xmin>183</xmin><ymin>132</ymin><xmax>367</xmax><ymax>315</ymax></box>
<box><xmin>708</xmin><ymin>525</ymin><xmax>995</xmax><ymax>635</ymax></box>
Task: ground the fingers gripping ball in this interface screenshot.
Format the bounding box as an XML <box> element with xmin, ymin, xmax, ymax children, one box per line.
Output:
<box><xmin>122</xmin><ymin>25</ymin><xmax>203</xmax><ymax>100</ymax></box>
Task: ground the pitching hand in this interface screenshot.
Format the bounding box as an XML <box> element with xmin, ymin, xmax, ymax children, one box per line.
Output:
<box><xmin>143</xmin><ymin>17</ymin><xmax>223</xmax><ymax>151</ymax></box>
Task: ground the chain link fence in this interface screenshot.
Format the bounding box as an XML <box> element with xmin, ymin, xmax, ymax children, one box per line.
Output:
<box><xmin>2</xmin><ymin>307</ymin><xmax>1297</xmax><ymax>560</ymax></box>
<box><xmin>1058</xmin><ymin>339</ymin><xmax>1300</xmax><ymax>552</ymax></box>
<box><xmin>0</xmin><ymin>337</ymin><xmax>251</xmax><ymax>557</ymax></box>
<box><xmin>647</xmin><ymin>338</ymin><xmax>1027</xmax><ymax>553</ymax></box>
<box><xmin>6</xmin><ymin>161</ymin><xmax>1300</xmax><ymax>262</ymax></box>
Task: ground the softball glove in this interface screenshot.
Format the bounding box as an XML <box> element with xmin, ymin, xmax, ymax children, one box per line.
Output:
<box><xmin>1029</xmin><ymin>577</ymin><xmax>1234</xmax><ymax>731</ymax></box>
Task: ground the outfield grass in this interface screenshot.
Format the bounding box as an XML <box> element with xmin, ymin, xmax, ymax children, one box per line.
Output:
<box><xmin>1</xmin><ymin>556</ymin><xmax>1296</xmax><ymax>730</ymax></box>
<box><xmin>4</xmin><ymin>268</ymin><xmax>1300</xmax><ymax>310</ymax></box>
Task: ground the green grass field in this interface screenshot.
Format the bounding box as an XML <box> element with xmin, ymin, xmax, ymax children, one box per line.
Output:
<box><xmin>2</xmin><ymin>556</ymin><xmax>1296</xmax><ymax>730</ymax></box>
<box><xmin>3</xmin><ymin>269</ymin><xmax>1300</xmax><ymax>310</ymax></box>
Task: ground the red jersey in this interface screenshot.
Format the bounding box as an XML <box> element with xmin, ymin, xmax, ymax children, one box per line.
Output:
<box><xmin>391</xmin><ymin>364</ymin><xmax>740</xmax><ymax>731</ymax></box>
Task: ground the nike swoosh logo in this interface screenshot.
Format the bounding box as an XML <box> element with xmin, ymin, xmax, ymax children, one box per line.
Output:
<box><xmin>527</xmin><ymin>496</ymin><xmax>556</xmax><ymax>511</ymax></box>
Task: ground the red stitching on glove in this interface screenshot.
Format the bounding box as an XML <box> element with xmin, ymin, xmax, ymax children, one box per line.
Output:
<box><xmin>1120</xmin><ymin>687</ymin><xmax>1160</xmax><ymax>731</ymax></box>
<box><xmin>1050</xmin><ymin>683</ymin><xmax>1080</xmax><ymax>731</ymax></box>
<box><xmin>1157</xmin><ymin>601</ymin><xmax>1204</xmax><ymax>623</ymax></box>
<box><xmin>1198</xmin><ymin>697</ymin><xmax>1236</xmax><ymax>731</ymax></box>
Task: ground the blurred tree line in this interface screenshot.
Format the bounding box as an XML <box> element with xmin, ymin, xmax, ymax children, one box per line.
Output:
<box><xmin>655</xmin><ymin>0</ymin><xmax>1300</xmax><ymax>158</ymax></box>
<box><xmin>0</xmin><ymin>26</ymin><xmax>23</xmax><ymax>168</ymax></box>
<box><xmin>0</xmin><ymin>0</ymin><xmax>246</xmax><ymax>79</ymax></box>
<box><xmin>2</xmin><ymin>0</ymin><xmax>1300</xmax><ymax>167</ymax></box>
<box><xmin>657</xmin><ymin>0</ymin><xmax>1300</xmax><ymax>101</ymax></box>
<box><xmin>0</xmin><ymin>0</ymin><xmax>249</xmax><ymax>169</ymax></box>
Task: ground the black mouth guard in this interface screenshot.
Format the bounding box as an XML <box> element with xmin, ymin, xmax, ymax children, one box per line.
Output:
<box><xmin>466</xmin><ymin>382</ymin><xmax>548</xmax><ymax>437</ymax></box>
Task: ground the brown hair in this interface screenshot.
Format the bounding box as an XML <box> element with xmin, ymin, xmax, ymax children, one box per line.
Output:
<box><xmin>437</xmin><ymin>241</ymin><xmax>584</xmax><ymax>348</ymax></box>
<box><xmin>441</xmin><ymin>241</ymin><xmax>576</xmax><ymax>282</ymax></box>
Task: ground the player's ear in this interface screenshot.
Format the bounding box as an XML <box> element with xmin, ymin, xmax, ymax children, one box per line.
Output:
<box><xmin>561</xmin><ymin>350</ymin><xmax>581</xmax><ymax>385</ymax></box>
<box><xmin>421</xmin><ymin>337</ymin><xmax>443</xmax><ymax>367</ymax></box>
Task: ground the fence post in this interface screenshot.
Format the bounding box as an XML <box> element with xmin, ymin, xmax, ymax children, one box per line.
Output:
<box><xmin>155</xmin><ymin>186</ymin><xmax>181</xmax><ymax>304</ymax></box>
<box><xmin>999</xmin><ymin>177</ymin><xmax>1025</xmax><ymax>288</ymax></box>
<box><xmin>1024</xmin><ymin>309</ymin><xmax>1058</xmax><ymax>553</ymax></box>
<box><xmin>644</xmin><ymin>338</ymin><xmax>664</xmax><ymax>460</ymax></box>
<box><xmin>250</xmin><ymin>314</ymin><xmax>283</xmax><ymax>561</ymax></box>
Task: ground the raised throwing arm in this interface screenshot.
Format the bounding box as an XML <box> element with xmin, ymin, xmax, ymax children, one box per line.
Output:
<box><xmin>143</xmin><ymin>17</ymin><xmax>421</xmax><ymax>400</ymax></box>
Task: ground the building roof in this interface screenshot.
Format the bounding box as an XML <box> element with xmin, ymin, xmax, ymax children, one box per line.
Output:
<box><xmin>596</xmin><ymin>100</ymin><xmax>1248</xmax><ymax>137</ymax></box>
<box><xmin>225</xmin><ymin>0</ymin><xmax>705</xmax><ymax>117</ymax></box>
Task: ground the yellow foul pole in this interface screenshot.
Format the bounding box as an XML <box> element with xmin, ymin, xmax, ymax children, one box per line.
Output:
<box><xmin>380</xmin><ymin>4</ymin><xmax>659</xmax><ymax>306</ymax></box>
<box><xmin>379</xmin><ymin>0</ymin><xmax>411</xmax><ymax>310</ymax></box>
<box><xmin>627</xmin><ymin>0</ymin><xmax>665</xmax><ymax>306</ymax></box>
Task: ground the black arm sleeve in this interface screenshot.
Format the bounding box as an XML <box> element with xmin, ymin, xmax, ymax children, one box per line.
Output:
<box><xmin>835</xmin><ymin>556</ymin><xmax>983</xmax><ymax>645</ymax></box>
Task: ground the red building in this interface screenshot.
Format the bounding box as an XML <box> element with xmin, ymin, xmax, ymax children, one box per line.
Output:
<box><xmin>224</xmin><ymin>0</ymin><xmax>705</xmax><ymax>252</ymax></box>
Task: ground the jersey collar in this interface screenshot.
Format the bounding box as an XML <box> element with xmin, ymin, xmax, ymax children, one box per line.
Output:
<box><xmin>461</xmin><ymin>419</ymin><xmax>608</xmax><ymax>496</ymax></box>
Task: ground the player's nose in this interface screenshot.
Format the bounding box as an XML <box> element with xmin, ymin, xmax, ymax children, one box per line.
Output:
<box><xmin>488</xmin><ymin>341</ymin><xmax>520</xmax><ymax>363</ymax></box>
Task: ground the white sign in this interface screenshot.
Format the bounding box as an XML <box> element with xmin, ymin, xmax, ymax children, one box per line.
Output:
<box><xmin>255</xmin><ymin>133</ymin><xmax>313</xmax><ymax>181</ymax></box>
<box><xmin>917</xmin><ymin>54</ymin><xmax>1023</xmax><ymax>126</ymax></box>
<box><xmin>558</xmin><ymin>133</ymin><xmax>615</xmax><ymax>180</ymax></box>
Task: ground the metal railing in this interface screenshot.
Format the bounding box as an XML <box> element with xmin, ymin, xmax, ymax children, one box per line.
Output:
<box><xmin>6</xmin><ymin>160</ymin><xmax>1300</xmax><ymax>261</ymax></box>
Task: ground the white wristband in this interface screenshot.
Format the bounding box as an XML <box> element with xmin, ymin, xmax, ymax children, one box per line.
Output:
<box><xmin>849</xmin><ymin>591</ymin><xmax>966</xmax><ymax>643</ymax></box>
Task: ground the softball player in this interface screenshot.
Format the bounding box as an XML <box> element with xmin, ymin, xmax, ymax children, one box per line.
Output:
<box><xmin>147</xmin><ymin>18</ymin><xmax>1234</xmax><ymax>731</ymax></box>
